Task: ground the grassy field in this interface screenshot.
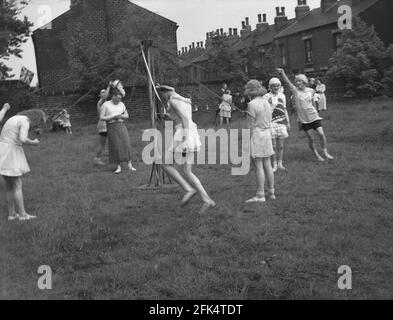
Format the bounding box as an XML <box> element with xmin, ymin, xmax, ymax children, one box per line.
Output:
<box><xmin>1</xmin><ymin>98</ymin><xmax>393</xmax><ymax>300</ymax></box>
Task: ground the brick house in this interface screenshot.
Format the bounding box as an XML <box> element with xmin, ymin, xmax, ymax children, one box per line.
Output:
<box><xmin>180</xmin><ymin>0</ymin><xmax>392</xmax><ymax>84</ymax></box>
<box><xmin>32</xmin><ymin>0</ymin><xmax>178</xmax><ymax>94</ymax></box>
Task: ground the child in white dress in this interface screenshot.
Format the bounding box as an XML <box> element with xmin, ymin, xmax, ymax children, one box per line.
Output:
<box><xmin>245</xmin><ymin>80</ymin><xmax>275</xmax><ymax>203</ymax></box>
<box><xmin>0</xmin><ymin>109</ymin><xmax>47</xmax><ymax>221</ymax></box>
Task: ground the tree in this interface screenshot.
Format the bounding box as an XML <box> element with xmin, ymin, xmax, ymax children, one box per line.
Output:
<box><xmin>204</xmin><ymin>35</ymin><xmax>248</xmax><ymax>86</ymax></box>
<box><xmin>326</xmin><ymin>17</ymin><xmax>393</xmax><ymax>98</ymax></box>
<box><xmin>0</xmin><ymin>0</ymin><xmax>33</xmax><ymax>79</ymax></box>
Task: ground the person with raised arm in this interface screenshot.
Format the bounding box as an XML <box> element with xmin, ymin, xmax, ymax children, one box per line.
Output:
<box><xmin>0</xmin><ymin>109</ymin><xmax>47</xmax><ymax>221</ymax></box>
<box><xmin>94</xmin><ymin>83</ymin><xmax>111</xmax><ymax>165</ymax></box>
<box><xmin>156</xmin><ymin>85</ymin><xmax>216</xmax><ymax>214</ymax></box>
<box><xmin>276</xmin><ymin>68</ymin><xmax>334</xmax><ymax>162</ymax></box>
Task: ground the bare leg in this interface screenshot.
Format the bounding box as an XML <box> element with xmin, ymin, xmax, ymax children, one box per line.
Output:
<box><xmin>220</xmin><ymin>116</ymin><xmax>224</xmax><ymax>127</ymax></box>
<box><xmin>276</xmin><ymin>139</ymin><xmax>286</xmax><ymax>170</ymax></box>
<box><xmin>305</xmin><ymin>130</ymin><xmax>324</xmax><ymax>161</ymax></box>
<box><xmin>316</xmin><ymin>127</ymin><xmax>334</xmax><ymax>159</ymax></box>
<box><xmin>3</xmin><ymin>176</ymin><xmax>17</xmax><ymax>218</ymax></box>
<box><xmin>181</xmin><ymin>155</ymin><xmax>214</xmax><ymax>205</ymax></box>
<box><xmin>162</xmin><ymin>165</ymin><xmax>194</xmax><ymax>193</ymax></box>
<box><xmin>271</xmin><ymin>139</ymin><xmax>278</xmax><ymax>172</ymax></box>
<box><xmin>263</xmin><ymin>157</ymin><xmax>275</xmax><ymax>199</ymax></box>
<box><xmin>95</xmin><ymin>136</ymin><xmax>107</xmax><ymax>165</ymax></box>
<box><xmin>253</xmin><ymin>158</ymin><xmax>265</xmax><ymax>198</ymax></box>
<box><xmin>13</xmin><ymin>177</ymin><xmax>27</xmax><ymax>215</ymax></box>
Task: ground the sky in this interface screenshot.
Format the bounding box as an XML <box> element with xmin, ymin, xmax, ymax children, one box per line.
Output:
<box><xmin>4</xmin><ymin>0</ymin><xmax>321</xmax><ymax>86</ymax></box>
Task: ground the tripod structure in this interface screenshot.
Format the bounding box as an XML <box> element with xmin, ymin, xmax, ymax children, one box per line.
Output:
<box><xmin>141</xmin><ymin>39</ymin><xmax>173</xmax><ymax>188</ymax></box>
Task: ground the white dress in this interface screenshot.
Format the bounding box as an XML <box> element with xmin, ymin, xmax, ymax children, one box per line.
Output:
<box><xmin>0</xmin><ymin>116</ymin><xmax>31</xmax><ymax>177</ymax></box>
<box><xmin>167</xmin><ymin>97</ymin><xmax>201</xmax><ymax>154</ymax></box>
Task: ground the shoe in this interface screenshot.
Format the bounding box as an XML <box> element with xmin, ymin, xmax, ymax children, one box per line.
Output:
<box><xmin>18</xmin><ymin>213</ymin><xmax>37</xmax><ymax>221</ymax></box>
<box><xmin>199</xmin><ymin>201</ymin><xmax>216</xmax><ymax>214</ymax></box>
<box><xmin>114</xmin><ymin>168</ymin><xmax>122</xmax><ymax>174</ymax></box>
<box><xmin>316</xmin><ymin>155</ymin><xmax>325</xmax><ymax>162</ymax></box>
<box><xmin>246</xmin><ymin>196</ymin><xmax>266</xmax><ymax>203</ymax></box>
<box><xmin>277</xmin><ymin>164</ymin><xmax>286</xmax><ymax>171</ymax></box>
<box><xmin>272</xmin><ymin>163</ymin><xmax>278</xmax><ymax>173</ymax></box>
<box><xmin>181</xmin><ymin>190</ymin><xmax>197</xmax><ymax>207</ymax></box>
<box><xmin>128</xmin><ymin>166</ymin><xmax>137</xmax><ymax>172</ymax></box>
<box><xmin>8</xmin><ymin>214</ymin><xmax>20</xmax><ymax>221</ymax></box>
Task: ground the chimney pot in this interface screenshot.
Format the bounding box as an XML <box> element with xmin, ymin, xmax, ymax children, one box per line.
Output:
<box><xmin>233</xmin><ymin>28</ymin><xmax>238</xmax><ymax>36</ymax></box>
<box><xmin>245</xmin><ymin>17</ymin><xmax>249</xmax><ymax>25</ymax></box>
<box><xmin>229</xmin><ymin>28</ymin><xmax>233</xmax><ymax>36</ymax></box>
<box><xmin>276</xmin><ymin>6</ymin><xmax>280</xmax><ymax>16</ymax></box>
<box><xmin>258</xmin><ymin>14</ymin><xmax>262</xmax><ymax>23</ymax></box>
<box><xmin>220</xmin><ymin>28</ymin><xmax>224</xmax><ymax>35</ymax></box>
<box><xmin>242</xmin><ymin>21</ymin><xmax>246</xmax><ymax>29</ymax></box>
<box><xmin>281</xmin><ymin>7</ymin><xmax>286</xmax><ymax>16</ymax></box>
<box><xmin>263</xmin><ymin>13</ymin><xmax>267</xmax><ymax>22</ymax></box>
<box><xmin>192</xmin><ymin>42</ymin><xmax>195</xmax><ymax>48</ymax></box>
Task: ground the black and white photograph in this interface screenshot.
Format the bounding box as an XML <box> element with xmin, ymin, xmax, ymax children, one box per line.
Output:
<box><xmin>1</xmin><ymin>0</ymin><xmax>393</xmax><ymax>306</ymax></box>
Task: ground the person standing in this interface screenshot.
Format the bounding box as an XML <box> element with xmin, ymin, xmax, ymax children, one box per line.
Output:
<box><xmin>245</xmin><ymin>80</ymin><xmax>275</xmax><ymax>203</ymax></box>
<box><xmin>100</xmin><ymin>88</ymin><xmax>136</xmax><ymax>174</ymax></box>
<box><xmin>0</xmin><ymin>103</ymin><xmax>11</xmax><ymax>123</ymax></box>
<box><xmin>277</xmin><ymin>68</ymin><xmax>334</xmax><ymax>162</ymax></box>
<box><xmin>315</xmin><ymin>79</ymin><xmax>327</xmax><ymax>111</ymax></box>
<box><xmin>219</xmin><ymin>89</ymin><xmax>233</xmax><ymax>126</ymax></box>
<box><xmin>61</xmin><ymin>109</ymin><xmax>72</xmax><ymax>135</ymax></box>
<box><xmin>94</xmin><ymin>85</ymin><xmax>111</xmax><ymax>165</ymax></box>
<box><xmin>0</xmin><ymin>109</ymin><xmax>47</xmax><ymax>221</ymax></box>
<box><xmin>264</xmin><ymin>78</ymin><xmax>290</xmax><ymax>172</ymax></box>
<box><xmin>156</xmin><ymin>85</ymin><xmax>216</xmax><ymax>213</ymax></box>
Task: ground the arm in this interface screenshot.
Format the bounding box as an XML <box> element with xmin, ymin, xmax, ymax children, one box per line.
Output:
<box><xmin>119</xmin><ymin>105</ymin><xmax>129</xmax><ymax>120</ymax></box>
<box><xmin>0</xmin><ymin>103</ymin><xmax>11</xmax><ymax>122</ymax></box>
<box><xmin>19</xmin><ymin>121</ymin><xmax>39</xmax><ymax>146</ymax></box>
<box><xmin>276</xmin><ymin>68</ymin><xmax>297</xmax><ymax>94</ymax></box>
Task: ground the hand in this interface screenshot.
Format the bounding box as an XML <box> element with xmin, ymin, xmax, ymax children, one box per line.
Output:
<box><xmin>109</xmin><ymin>80</ymin><xmax>114</xmax><ymax>87</ymax></box>
<box><xmin>286</xmin><ymin>124</ymin><xmax>291</xmax><ymax>132</ymax></box>
<box><xmin>276</xmin><ymin>68</ymin><xmax>284</xmax><ymax>75</ymax></box>
<box><xmin>31</xmin><ymin>139</ymin><xmax>40</xmax><ymax>146</ymax></box>
<box><xmin>3</xmin><ymin>103</ymin><xmax>11</xmax><ymax>111</ymax></box>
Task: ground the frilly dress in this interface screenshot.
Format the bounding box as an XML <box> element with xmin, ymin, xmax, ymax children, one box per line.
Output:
<box><xmin>0</xmin><ymin>116</ymin><xmax>31</xmax><ymax>177</ymax></box>
<box><xmin>167</xmin><ymin>97</ymin><xmax>201</xmax><ymax>154</ymax></box>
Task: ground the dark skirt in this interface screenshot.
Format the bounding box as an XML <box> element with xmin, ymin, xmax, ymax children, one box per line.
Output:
<box><xmin>107</xmin><ymin>122</ymin><xmax>132</xmax><ymax>164</ymax></box>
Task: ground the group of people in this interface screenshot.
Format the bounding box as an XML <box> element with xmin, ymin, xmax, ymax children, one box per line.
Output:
<box><xmin>0</xmin><ymin>68</ymin><xmax>334</xmax><ymax>221</ymax></box>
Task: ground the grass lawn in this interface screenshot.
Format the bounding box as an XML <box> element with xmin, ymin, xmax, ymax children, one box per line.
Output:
<box><xmin>1</xmin><ymin>98</ymin><xmax>393</xmax><ymax>300</ymax></box>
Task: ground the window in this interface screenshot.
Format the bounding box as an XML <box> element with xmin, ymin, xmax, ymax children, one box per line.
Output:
<box><xmin>280</xmin><ymin>45</ymin><xmax>287</xmax><ymax>66</ymax></box>
<box><xmin>333</xmin><ymin>32</ymin><xmax>342</xmax><ymax>55</ymax></box>
<box><xmin>304</xmin><ymin>39</ymin><xmax>313</xmax><ymax>63</ymax></box>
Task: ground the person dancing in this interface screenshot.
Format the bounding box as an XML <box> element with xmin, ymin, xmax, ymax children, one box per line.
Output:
<box><xmin>156</xmin><ymin>85</ymin><xmax>216</xmax><ymax>213</ymax></box>
<box><xmin>245</xmin><ymin>80</ymin><xmax>275</xmax><ymax>203</ymax></box>
<box><xmin>277</xmin><ymin>68</ymin><xmax>334</xmax><ymax>162</ymax></box>
<box><xmin>0</xmin><ymin>103</ymin><xmax>11</xmax><ymax>123</ymax></box>
<box><xmin>100</xmin><ymin>87</ymin><xmax>136</xmax><ymax>174</ymax></box>
<box><xmin>0</xmin><ymin>109</ymin><xmax>47</xmax><ymax>221</ymax></box>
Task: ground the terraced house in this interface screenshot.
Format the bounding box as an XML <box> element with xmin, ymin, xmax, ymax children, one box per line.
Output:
<box><xmin>179</xmin><ymin>0</ymin><xmax>393</xmax><ymax>83</ymax></box>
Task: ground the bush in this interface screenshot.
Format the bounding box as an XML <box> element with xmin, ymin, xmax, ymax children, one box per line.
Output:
<box><xmin>326</xmin><ymin>17</ymin><xmax>393</xmax><ymax>98</ymax></box>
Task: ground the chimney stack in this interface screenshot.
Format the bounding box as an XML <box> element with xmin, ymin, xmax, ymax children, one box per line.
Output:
<box><xmin>229</xmin><ymin>28</ymin><xmax>233</xmax><ymax>36</ymax></box>
<box><xmin>220</xmin><ymin>28</ymin><xmax>224</xmax><ymax>35</ymax></box>
<box><xmin>241</xmin><ymin>17</ymin><xmax>252</xmax><ymax>37</ymax></box>
<box><xmin>275</xmin><ymin>6</ymin><xmax>288</xmax><ymax>30</ymax></box>
<box><xmin>233</xmin><ymin>28</ymin><xmax>238</xmax><ymax>36</ymax></box>
<box><xmin>256</xmin><ymin>13</ymin><xmax>269</xmax><ymax>30</ymax></box>
<box><xmin>295</xmin><ymin>0</ymin><xmax>310</xmax><ymax>20</ymax></box>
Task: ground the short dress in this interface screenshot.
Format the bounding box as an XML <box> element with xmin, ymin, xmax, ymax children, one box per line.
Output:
<box><xmin>167</xmin><ymin>98</ymin><xmax>201</xmax><ymax>154</ymax></box>
<box><xmin>248</xmin><ymin>97</ymin><xmax>274</xmax><ymax>159</ymax></box>
<box><xmin>0</xmin><ymin>116</ymin><xmax>31</xmax><ymax>177</ymax></box>
<box><xmin>264</xmin><ymin>92</ymin><xmax>289</xmax><ymax>139</ymax></box>
<box><xmin>219</xmin><ymin>94</ymin><xmax>233</xmax><ymax>118</ymax></box>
